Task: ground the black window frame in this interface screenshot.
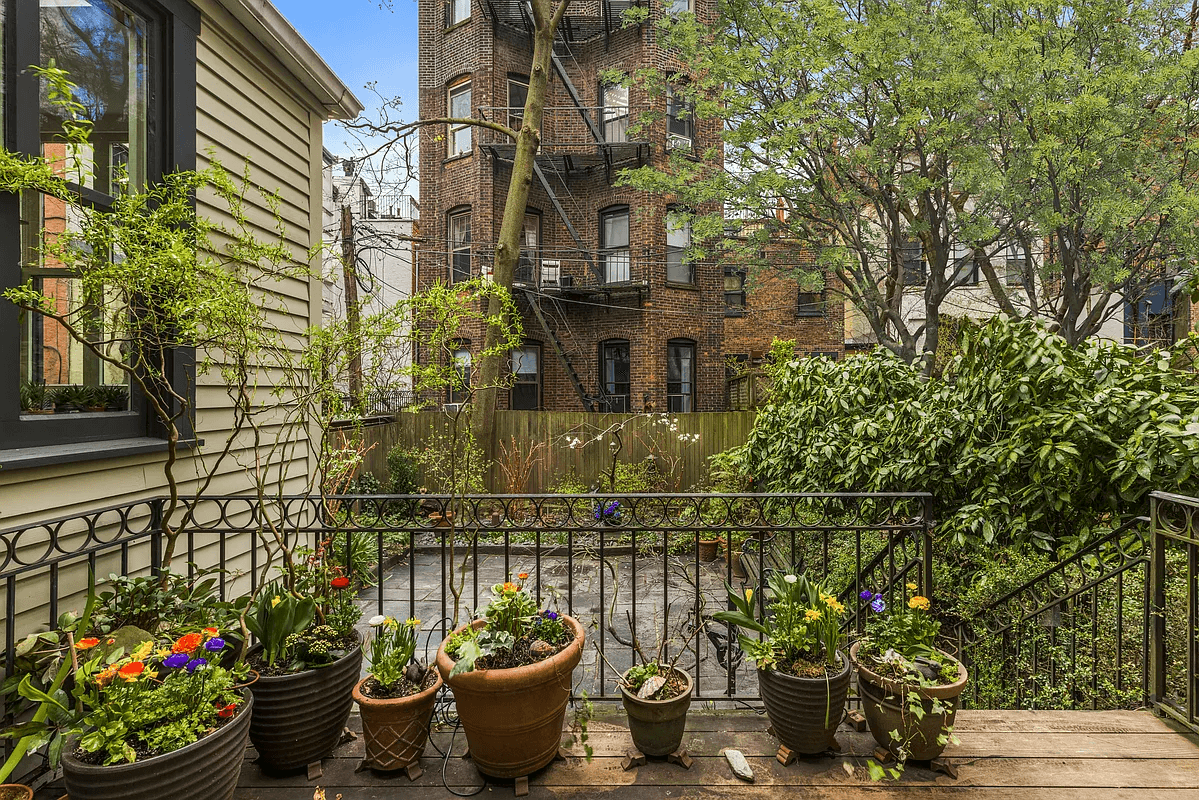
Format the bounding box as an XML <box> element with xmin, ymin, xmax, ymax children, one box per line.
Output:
<box><xmin>665</xmin><ymin>207</ymin><xmax>694</xmax><ymax>285</ymax></box>
<box><xmin>599</xmin><ymin>338</ymin><xmax>630</xmax><ymax>412</ymax></box>
<box><xmin>509</xmin><ymin>341</ymin><xmax>541</xmax><ymax>410</ymax></box>
<box><xmin>445</xmin><ymin>0</ymin><xmax>470</xmax><ymax>28</ymax></box>
<box><xmin>599</xmin><ymin>205</ymin><xmax>630</xmax><ymax>284</ymax></box>
<box><xmin>507</xmin><ymin>74</ymin><xmax>529</xmax><ymax>134</ymax></box>
<box><xmin>448</xmin><ymin>342</ymin><xmax>472</xmax><ymax>406</ymax></box>
<box><xmin>797</xmin><ymin>286</ymin><xmax>826</xmax><ymax>317</ymax></box>
<box><xmin>1004</xmin><ymin>241</ymin><xmax>1027</xmax><ymax>287</ymax></box>
<box><xmin>666</xmin><ymin>87</ymin><xmax>694</xmax><ymax>150</ymax></box>
<box><xmin>901</xmin><ymin>235</ymin><xmax>927</xmax><ymax>286</ymax></box>
<box><xmin>448</xmin><ymin>206</ymin><xmax>471</xmax><ymax>283</ymax></box>
<box><xmin>724</xmin><ymin>265</ymin><xmax>747</xmax><ymax>314</ymax></box>
<box><xmin>666</xmin><ymin>338</ymin><xmax>696</xmax><ymax>413</ymax></box>
<box><xmin>600</xmin><ymin>82</ymin><xmax>629</xmax><ymax>144</ymax></box>
<box><xmin>0</xmin><ymin>0</ymin><xmax>199</xmax><ymax>454</ymax></box>
<box><xmin>516</xmin><ymin>207</ymin><xmax>540</xmax><ymax>284</ymax></box>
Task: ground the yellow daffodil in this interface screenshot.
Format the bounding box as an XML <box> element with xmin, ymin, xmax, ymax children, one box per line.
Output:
<box><xmin>271</xmin><ymin>595</ymin><xmax>282</xmax><ymax>608</ymax></box>
<box><xmin>745</xmin><ymin>588</ymin><xmax>754</xmax><ymax>604</ymax></box>
<box><xmin>906</xmin><ymin>582</ymin><xmax>918</xmax><ymax>591</ymax></box>
<box><xmin>804</xmin><ymin>608</ymin><xmax>822</xmax><ymax>621</ymax></box>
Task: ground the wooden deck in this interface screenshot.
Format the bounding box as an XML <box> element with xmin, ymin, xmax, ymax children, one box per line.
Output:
<box><xmin>233</xmin><ymin>708</ymin><xmax>1199</xmax><ymax>799</ymax></box>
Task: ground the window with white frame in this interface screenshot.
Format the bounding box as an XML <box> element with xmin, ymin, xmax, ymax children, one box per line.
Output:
<box><xmin>600</xmin><ymin>206</ymin><xmax>630</xmax><ymax>283</ymax></box>
<box><xmin>448</xmin><ymin>81</ymin><xmax>472</xmax><ymax>156</ymax></box>
<box><xmin>448</xmin><ymin>209</ymin><xmax>471</xmax><ymax>283</ymax></box>
<box><xmin>449</xmin><ymin>345</ymin><xmax>471</xmax><ymax>405</ymax></box>
<box><xmin>666</xmin><ymin>88</ymin><xmax>694</xmax><ymax>150</ymax></box>
<box><xmin>446</xmin><ymin>0</ymin><xmax>470</xmax><ymax>27</ymax></box>
<box><xmin>601</xmin><ymin>83</ymin><xmax>629</xmax><ymax>143</ymax></box>
<box><xmin>1004</xmin><ymin>242</ymin><xmax>1027</xmax><ymax>287</ymax></box>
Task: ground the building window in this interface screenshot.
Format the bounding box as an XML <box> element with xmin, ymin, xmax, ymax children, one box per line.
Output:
<box><xmin>1004</xmin><ymin>242</ymin><xmax>1027</xmax><ymax>287</ymax></box>
<box><xmin>446</xmin><ymin>0</ymin><xmax>470</xmax><ymax>27</ymax></box>
<box><xmin>448</xmin><ymin>208</ymin><xmax>471</xmax><ymax>283</ymax></box>
<box><xmin>448</xmin><ymin>81</ymin><xmax>472</xmax><ymax>156</ymax></box>
<box><xmin>510</xmin><ymin>344</ymin><xmax>540</xmax><ymax>410</ymax></box>
<box><xmin>724</xmin><ymin>266</ymin><xmax>747</xmax><ymax>313</ymax></box>
<box><xmin>448</xmin><ymin>345</ymin><xmax>471</xmax><ymax>405</ymax></box>
<box><xmin>600</xmin><ymin>206</ymin><xmax>630</xmax><ymax>283</ymax></box>
<box><xmin>666</xmin><ymin>88</ymin><xmax>694</xmax><ymax>150</ymax></box>
<box><xmin>601</xmin><ymin>83</ymin><xmax>629</xmax><ymax>144</ymax></box>
<box><xmin>507</xmin><ymin>76</ymin><xmax>529</xmax><ymax>132</ymax></box>
<box><xmin>4</xmin><ymin>0</ymin><xmax>199</xmax><ymax>451</ymax></box>
<box><xmin>797</xmin><ymin>287</ymin><xmax>826</xmax><ymax>317</ymax></box>
<box><xmin>952</xmin><ymin>242</ymin><xmax>978</xmax><ymax>286</ymax></box>
<box><xmin>600</xmin><ymin>339</ymin><xmax>631</xmax><ymax>412</ymax></box>
<box><xmin>901</xmin><ymin>235</ymin><xmax>926</xmax><ymax>286</ymax></box>
<box><xmin>668</xmin><ymin>0</ymin><xmax>692</xmax><ymax>11</ymax></box>
<box><xmin>667</xmin><ymin>339</ymin><xmax>696</xmax><ymax>412</ymax></box>
<box><xmin>665</xmin><ymin>210</ymin><xmax>693</xmax><ymax>284</ymax></box>
<box><xmin>515</xmin><ymin>210</ymin><xmax>540</xmax><ymax>284</ymax></box>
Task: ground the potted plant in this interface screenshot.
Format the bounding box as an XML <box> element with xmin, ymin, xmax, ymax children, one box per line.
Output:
<box><xmin>243</xmin><ymin>557</ymin><xmax>363</xmax><ymax>774</ymax></box>
<box><xmin>714</xmin><ymin>572</ymin><xmax>851</xmax><ymax>757</ymax></box>
<box><xmin>353</xmin><ymin>616</ymin><xmax>441</xmax><ymax>777</ymax></box>
<box><xmin>697</xmin><ymin>534</ymin><xmax>724</xmax><ymax>563</ymax></box>
<box><xmin>5</xmin><ymin>626</ymin><xmax>252</xmax><ymax>800</ymax></box>
<box><xmin>435</xmin><ymin>574</ymin><xmax>584</xmax><ymax>780</ymax></box>
<box><xmin>608</xmin><ymin>624</ymin><xmax>701</xmax><ymax>760</ymax></box>
<box><xmin>50</xmin><ymin>384</ymin><xmax>93</xmax><ymax>413</ymax></box>
<box><xmin>0</xmin><ymin>786</ymin><xmax>31</xmax><ymax>800</ymax></box>
<box><xmin>18</xmin><ymin>381</ymin><xmax>53</xmax><ymax>414</ymax></box>
<box><xmin>94</xmin><ymin>384</ymin><xmax>129</xmax><ymax>412</ymax></box>
<box><xmin>850</xmin><ymin>586</ymin><xmax>967</xmax><ymax>777</ymax></box>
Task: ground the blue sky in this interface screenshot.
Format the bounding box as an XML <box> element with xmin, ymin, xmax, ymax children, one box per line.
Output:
<box><xmin>272</xmin><ymin>0</ymin><xmax>419</xmax><ymax>157</ymax></box>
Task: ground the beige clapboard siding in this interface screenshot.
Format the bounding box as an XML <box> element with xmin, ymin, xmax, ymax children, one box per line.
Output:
<box><xmin>1</xmin><ymin>0</ymin><xmax>325</xmax><ymax>647</ymax></box>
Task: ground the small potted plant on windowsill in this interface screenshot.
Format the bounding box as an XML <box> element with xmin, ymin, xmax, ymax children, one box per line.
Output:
<box><xmin>352</xmin><ymin>616</ymin><xmax>441</xmax><ymax>778</ymax></box>
<box><xmin>714</xmin><ymin>572</ymin><xmax>851</xmax><ymax>758</ymax></box>
<box><xmin>51</xmin><ymin>385</ymin><xmax>93</xmax><ymax>413</ymax></box>
<box><xmin>94</xmin><ymin>385</ymin><xmax>129</xmax><ymax>412</ymax></box>
<box><xmin>850</xmin><ymin>585</ymin><xmax>967</xmax><ymax>778</ymax></box>
<box><xmin>18</xmin><ymin>381</ymin><xmax>53</xmax><ymax>414</ymax></box>
<box><xmin>435</xmin><ymin>574</ymin><xmax>585</xmax><ymax>781</ymax></box>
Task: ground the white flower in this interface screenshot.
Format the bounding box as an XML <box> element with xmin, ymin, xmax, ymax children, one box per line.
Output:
<box><xmin>783</xmin><ymin>574</ymin><xmax>798</xmax><ymax>584</ymax></box>
<box><xmin>368</xmin><ymin>615</ymin><xmax>387</xmax><ymax>627</ymax></box>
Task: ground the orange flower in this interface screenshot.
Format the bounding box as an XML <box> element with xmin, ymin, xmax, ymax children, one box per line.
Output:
<box><xmin>117</xmin><ymin>662</ymin><xmax>145</xmax><ymax>681</ymax></box>
<box><xmin>95</xmin><ymin>665</ymin><xmax>118</xmax><ymax>687</ymax></box>
<box><xmin>172</xmin><ymin>633</ymin><xmax>203</xmax><ymax>654</ymax></box>
<box><xmin>75</xmin><ymin>637</ymin><xmax>100</xmax><ymax>650</ymax></box>
<box><xmin>105</xmin><ymin>638</ymin><xmax>115</xmax><ymax>645</ymax></box>
<box><xmin>501</xmin><ymin>582</ymin><xmax>519</xmax><ymax>593</ymax></box>
<box><xmin>202</xmin><ymin>627</ymin><xmax>219</xmax><ymax>638</ymax></box>
<box><xmin>217</xmin><ymin>702</ymin><xmax>237</xmax><ymax>719</ymax></box>
<box><xmin>517</xmin><ymin>572</ymin><xmax>529</xmax><ymax>580</ymax></box>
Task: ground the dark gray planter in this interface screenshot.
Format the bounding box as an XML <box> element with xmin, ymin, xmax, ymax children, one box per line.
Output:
<box><xmin>758</xmin><ymin>650</ymin><xmax>851</xmax><ymax>755</ymax></box>
<box><xmin>62</xmin><ymin>689</ymin><xmax>252</xmax><ymax>800</ymax></box>
<box><xmin>248</xmin><ymin>635</ymin><xmax>363</xmax><ymax>772</ymax></box>
<box><xmin>619</xmin><ymin>667</ymin><xmax>693</xmax><ymax>757</ymax></box>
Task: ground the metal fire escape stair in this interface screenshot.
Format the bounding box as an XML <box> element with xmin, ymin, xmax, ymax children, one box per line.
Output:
<box><xmin>522</xmin><ymin>287</ymin><xmax>595</xmax><ymax>411</ymax></box>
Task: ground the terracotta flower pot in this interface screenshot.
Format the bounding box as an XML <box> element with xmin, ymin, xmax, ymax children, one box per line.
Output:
<box><xmin>247</xmin><ymin>634</ymin><xmax>363</xmax><ymax>772</ymax></box>
<box><xmin>758</xmin><ymin>650</ymin><xmax>851</xmax><ymax>755</ymax></box>
<box><xmin>0</xmin><ymin>786</ymin><xmax>32</xmax><ymax>800</ymax></box>
<box><xmin>61</xmin><ymin>689</ymin><xmax>252</xmax><ymax>800</ymax></box>
<box><xmin>850</xmin><ymin>641</ymin><xmax>968</xmax><ymax>761</ymax></box>
<box><xmin>697</xmin><ymin>537</ymin><xmax>724</xmax><ymax>562</ymax></box>
<box><xmin>619</xmin><ymin>667</ymin><xmax>693</xmax><ymax>757</ymax></box>
<box><xmin>436</xmin><ymin>615</ymin><xmax>584</xmax><ymax>779</ymax></box>
<box><xmin>352</xmin><ymin>670</ymin><xmax>443</xmax><ymax>772</ymax></box>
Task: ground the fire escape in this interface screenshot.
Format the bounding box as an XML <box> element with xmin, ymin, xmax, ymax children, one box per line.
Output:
<box><xmin>478</xmin><ymin>0</ymin><xmax>650</xmax><ymax>410</ymax></box>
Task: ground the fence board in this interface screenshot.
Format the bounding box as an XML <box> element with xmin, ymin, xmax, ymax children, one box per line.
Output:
<box><xmin>358</xmin><ymin>411</ymin><xmax>756</xmax><ymax>492</ymax></box>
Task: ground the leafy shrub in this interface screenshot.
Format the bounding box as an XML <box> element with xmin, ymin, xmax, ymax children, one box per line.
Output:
<box><xmin>743</xmin><ymin>318</ymin><xmax>1199</xmax><ymax>552</ymax></box>
<box><xmin>345</xmin><ymin>471</ymin><xmax>385</xmax><ymax>495</ymax></box>
<box><xmin>386</xmin><ymin>444</ymin><xmax>421</xmax><ymax>494</ymax></box>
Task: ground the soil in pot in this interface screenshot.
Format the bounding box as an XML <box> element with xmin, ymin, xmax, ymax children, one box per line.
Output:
<box><xmin>247</xmin><ymin>634</ymin><xmax>363</xmax><ymax>772</ymax></box>
<box><xmin>620</xmin><ymin>667</ymin><xmax>693</xmax><ymax>757</ymax></box>
<box><xmin>758</xmin><ymin>651</ymin><xmax>851</xmax><ymax>755</ymax></box>
<box><xmin>436</xmin><ymin>615</ymin><xmax>585</xmax><ymax>779</ymax></box>
<box><xmin>62</xmin><ymin>690</ymin><xmax>253</xmax><ymax>800</ymax></box>
<box><xmin>0</xmin><ymin>786</ymin><xmax>32</xmax><ymax>800</ymax></box>
<box><xmin>353</xmin><ymin>668</ymin><xmax>442</xmax><ymax>772</ymax></box>
<box><xmin>850</xmin><ymin>642</ymin><xmax>967</xmax><ymax>762</ymax></box>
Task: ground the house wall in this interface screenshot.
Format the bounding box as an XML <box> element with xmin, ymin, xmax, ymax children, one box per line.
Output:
<box><xmin>0</xmin><ymin>0</ymin><xmax>336</xmax><ymax>644</ymax></box>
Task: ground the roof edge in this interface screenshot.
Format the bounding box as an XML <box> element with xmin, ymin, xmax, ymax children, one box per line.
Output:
<box><xmin>214</xmin><ymin>0</ymin><xmax>364</xmax><ymax>120</ymax></box>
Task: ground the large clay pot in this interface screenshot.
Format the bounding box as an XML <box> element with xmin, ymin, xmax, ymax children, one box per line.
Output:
<box><xmin>248</xmin><ymin>634</ymin><xmax>363</xmax><ymax>772</ymax></box>
<box><xmin>436</xmin><ymin>615</ymin><xmax>584</xmax><ymax>779</ymax></box>
<box><xmin>352</xmin><ymin>670</ymin><xmax>443</xmax><ymax>772</ymax></box>
<box><xmin>757</xmin><ymin>650</ymin><xmax>851</xmax><ymax>755</ymax></box>
<box><xmin>619</xmin><ymin>667</ymin><xmax>693</xmax><ymax>757</ymax></box>
<box><xmin>850</xmin><ymin>642</ymin><xmax>968</xmax><ymax>761</ymax></box>
<box><xmin>62</xmin><ymin>689</ymin><xmax>252</xmax><ymax>800</ymax></box>
<box><xmin>0</xmin><ymin>786</ymin><xmax>32</xmax><ymax>800</ymax></box>
<box><xmin>697</xmin><ymin>537</ymin><xmax>724</xmax><ymax>562</ymax></box>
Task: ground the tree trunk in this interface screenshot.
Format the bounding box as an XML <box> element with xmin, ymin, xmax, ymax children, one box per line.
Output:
<box><xmin>471</xmin><ymin>0</ymin><xmax>564</xmax><ymax>465</ymax></box>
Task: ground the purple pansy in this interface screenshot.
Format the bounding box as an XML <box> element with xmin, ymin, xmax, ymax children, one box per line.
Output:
<box><xmin>163</xmin><ymin>653</ymin><xmax>189</xmax><ymax>669</ymax></box>
<box><xmin>859</xmin><ymin>590</ymin><xmax>873</xmax><ymax>600</ymax></box>
<box><xmin>204</xmin><ymin>637</ymin><xmax>226</xmax><ymax>652</ymax></box>
<box><xmin>185</xmin><ymin>657</ymin><xmax>208</xmax><ymax>673</ymax></box>
<box><xmin>870</xmin><ymin>597</ymin><xmax>886</xmax><ymax>613</ymax></box>
<box><xmin>543</xmin><ymin>609</ymin><xmax>559</xmax><ymax>621</ymax></box>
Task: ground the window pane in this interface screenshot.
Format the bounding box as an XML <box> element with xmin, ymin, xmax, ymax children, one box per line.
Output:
<box><xmin>602</xmin><ymin>85</ymin><xmax>629</xmax><ymax>143</ymax></box>
<box><xmin>450</xmin><ymin>85</ymin><xmax>471</xmax><ymax>117</ymax></box>
<box><xmin>508</xmin><ymin>79</ymin><xmax>528</xmax><ymax>130</ymax></box>
<box><xmin>602</xmin><ymin>342</ymin><xmax>630</xmax><ymax>410</ymax></box>
<box><xmin>602</xmin><ymin>210</ymin><xmax>630</xmax><ymax>283</ymax></box>
<box><xmin>667</xmin><ymin>342</ymin><xmax>694</xmax><ymax>412</ymax></box>
<box><xmin>449</xmin><ymin>84</ymin><xmax>471</xmax><ymax>155</ymax></box>
<box><xmin>603</xmin><ymin>250</ymin><xmax>630</xmax><ymax>283</ymax></box>
<box><xmin>449</xmin><ymin>0</ymin><xmax>470</xmax><ymax>25</ymax></box>
<box><xmin>603</xmin><ymin>211</ymin><xmax>628</xmax><ymax>248</ymax></box>
<box><xmin>513</xmin><ymin>346</ymin><xmax>537</xmax><ymax>377</ymax></box>
<box><xmin>666</xmin><ymin>214</ymin><xmax>691</xmax><ymax>283</ymax></box>
<box><xmin>449</xmin><ymin>212</ymin><xmax>471</xmax><ymax>282</ymax></box>
<box><xmin>41</xmin><ymin>0</ymin><xmax>149</xmax><ymax>195</ymax></box>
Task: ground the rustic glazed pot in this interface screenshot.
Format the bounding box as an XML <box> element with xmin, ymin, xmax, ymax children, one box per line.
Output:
<box><xmin>436</xmin><ymin>615</ymin><xmax>584</xmax><ymax>779</ymax></box>
<box><xmin>352</xmin><ymin>669</ymin><xmax>443</xmax><ymax>772</ymax></box>
<box><xmin>247</xmin><ymin>635</ymin><xmax>362</xmax><ymax>772</ymax></box>
<box><xmin>62</xmin><ymin>690</ymin><xmax>253</xmax><ymax>800</ymax></box>
<box><xmin>850</xmin><ymin>642</ymin><xmax>968</xmax><ymax>761</ymax></box>
<box><xmin>619</xmin><ymin>667</ymin><xmax>693</xmax><ymax>757</ymax></box>
<box><xmin>758</xmin><ymin>650</ymin><xmax>851</xmax><ymax>754</ymax></box>
<box><xmin>697</xmin><ymin>537</ymin><xmax>724</xmax><ymax>562</ymax></box>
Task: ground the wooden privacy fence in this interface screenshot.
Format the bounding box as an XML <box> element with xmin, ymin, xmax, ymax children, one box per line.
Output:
<box><xmin>357</xmin><ymin>410</ymin><xmax>757</xmax><ymax>492</ymax></box>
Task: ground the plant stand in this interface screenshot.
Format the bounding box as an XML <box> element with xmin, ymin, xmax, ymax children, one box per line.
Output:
<box><xmin>510</xmin><ymin>749</ymin><xmax>568</xmax><ymax>797</ymax></box>
<box><xmin>621</xmin><ymin>747</ymin><xmax>693</xmax><ymax>771</ymax></box>
<box><xmin>870</xmin><ymin>747</ymin><xmax>959</xmax><ymax>779</ymax></box>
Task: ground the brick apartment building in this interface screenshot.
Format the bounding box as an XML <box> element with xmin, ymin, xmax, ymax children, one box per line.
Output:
<box><xmin>418</xmin><ymin>0</ymin><xmax>844</xmax><ymax>413</ymax></box>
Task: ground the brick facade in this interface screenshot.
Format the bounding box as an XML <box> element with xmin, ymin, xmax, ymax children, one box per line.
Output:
<box><xmin>418</xmin><ymin>0</ymin><xmax>844</xmax><ymax>412</ymax></box>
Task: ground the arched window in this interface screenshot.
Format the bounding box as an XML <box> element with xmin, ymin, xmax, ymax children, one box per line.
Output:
<box><xmin>600</xmin><ymin>339</ymin><xmax>631</xmax><ymax>412</ymax></box>
<box><xmin>510</xmin><ymin>342</ymin><xmax>541</xmax><ymax>410</ymax></box>
<box><xmin>447</xmin><ymin>206</ymin><xmax>471</xmax><ymax>283</ymax></box>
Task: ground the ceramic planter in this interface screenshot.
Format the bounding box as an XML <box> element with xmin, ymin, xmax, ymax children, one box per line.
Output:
<box><xmin>619</xmin><ymin>667</ymin><xmax>693</xmax><ymax>757</ymax></box>
<box><xmin>352</xmin><ymin>670</ymin><xmax>443</xmax><ymax>772</ymax></box>
<box><xmin>850</xmin><ymin>642</ymin><xmax>968</xmax><ymax>761</ymax></box>
<box><xmin>758</xmin><ymin>650</ymin><xmax>851</xmax><ymax>754</ymax></box>
<box><xmin>436</xmin><ymin>615</ymin><xmax>584</xmax><ymax>779</ymax></box>
<box><xmin>697</xmin><ymin>537</ymin><xmax>724</xmax><ymax>562</ymax></box>
<box><xmin>61</xmin><ymin>689</ymin><xmax>252</xmax><ymax>800</ymax></box>
<box><xmin>247</xmin><ymin>635</ymin><xmax>363</xmax><ymax>772</ymax></box>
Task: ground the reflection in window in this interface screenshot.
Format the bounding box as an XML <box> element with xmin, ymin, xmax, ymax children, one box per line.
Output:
<box><xmin>667</xmin><ymin>339</ymin><xmax>695</xmax><ymax>412</ymax></box>
<box><xmin>510</xmin><ymin>344</ymin><xmax>540</xmax><ymax>410</ymax></box>
<box><xmin>508</xmin><ymin>77</ymin><xmax>528</xmax><ymax>133</ymax></box>
<box><xmin>666</xmin><ymin>210</ymin><xmax>693</xmax><ymax>284</ymax></box>
<box><xmin>449</xmin><ymin>346</ymin><xmax>471</xmax><ymax>405</ymax></box>
<box><xmin>446</xmin><ymin>0</ymin><xmax>470</xmax><ymax>27</ymax></box>
<box><xmin>600</xmin><ymin>207</ymin><xmax>630</xmax><ymax>283</ymax></box>
<box><xmin>448</xmin><ymin>209</ymin><xmax>471</xmax><ymax>283</ymax></box>
<box><xmin>448</xmin><ymin>82</ymin><xmax>472</xmax><ymax>156</ymax></box>
<box><xmin>666</xmin><ymin>88</ymin><xmax>694</xmax><ymax>149</ymax></box>
<box><xmin>601</xmin><ymin>84</ymin><xmax>629</xmax><ymax>143</ymax></box>
<box><xmin>600</xmin><ymin>340</ymin><xmax>630</xmax><ymax>412</ymax></box>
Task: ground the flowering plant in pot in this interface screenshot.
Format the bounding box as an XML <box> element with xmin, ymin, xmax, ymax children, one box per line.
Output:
<box><xmin>242</xmin><ymin>558</ymin><xmax>363</xmax><ymax>773</ymax></box>
<box><xmin>436</xmin><ymin>574</ymin><xmax>585</xmax><ymax>780</ymax></box>
<box><xmin>713</xmin><ymin>572</ymin><xmax>850</xmax><ymax>756</ymax></box>
<box><xmin>851</xmin><ymin>585</ymin><xmax>966</xmax><ymax>779</ymax></box>
<box><xmin>352</xmin><ymin>616</ymin><xmax>441</xmax><ymax>777</ymax></box>
<box><xmin>3</xmin><ymin>626</ymin><xmax>251</xmax><ymax>800</ymax></box>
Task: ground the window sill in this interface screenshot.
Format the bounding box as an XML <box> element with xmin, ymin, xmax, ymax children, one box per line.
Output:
<box><xmin>444</xmin><ymin>18</ymin><xmax>472</xmax><ymax>34</ymax></box>
<box><xmin>725</xmin><ymin>308</ymin><xmax>746</xmax><ymax>317</ymax></box>
<box><xmin>0</xmin><ymin>437</ymin><xmax>201</xmax><ymax>472</ymax></box>
<box><xmin>443</xmin><ymin>152</ymin><xmax>473</xmax><ymax>165</ymax></box>
<box><xmin>665</xmin><ymin>281</ymin><xmax>699</xmax><ymax>291</ymax></box>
